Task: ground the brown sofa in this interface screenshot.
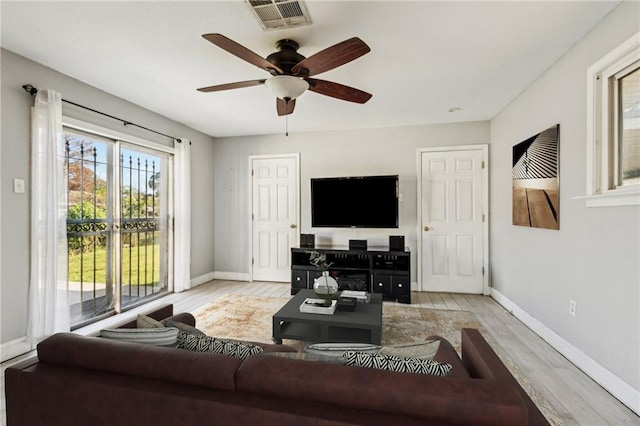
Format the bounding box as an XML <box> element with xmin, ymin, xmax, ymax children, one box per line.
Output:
<box><xmin>5</xmin><ymin>304</ymin><xmax>549</xmax><ymax>425</ymax></box>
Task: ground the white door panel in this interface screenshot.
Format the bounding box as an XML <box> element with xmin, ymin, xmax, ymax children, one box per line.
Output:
<box><xmin>251</xmin><ymin>155</ymin><xmax>298</xmax><ymax>282</ymax></box>
<box><xmin>419</xmin><ymin>148</ymin><xmax>486</xmax><ymax>293</ymax></box>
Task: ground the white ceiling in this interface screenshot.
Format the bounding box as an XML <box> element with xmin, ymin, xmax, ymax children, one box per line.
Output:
<box><xmin>1</xmin><ymin>1</ymin><xmax>621</xmax><ymax>138</ymax></box>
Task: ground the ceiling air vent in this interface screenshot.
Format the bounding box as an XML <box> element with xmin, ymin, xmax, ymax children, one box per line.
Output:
<box><xmin>246</xmin><ymin>0</ymin><xmax>312</xmax><ymax>30</ymax></box>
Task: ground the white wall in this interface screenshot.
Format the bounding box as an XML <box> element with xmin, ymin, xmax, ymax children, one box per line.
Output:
<box><xmin>490</xmin><ymin>0</ymin><xmax>639</xmax><ymax>408</ymax></box>
<box><xmin>0</xmin><ymin>49</ymin><xmax>216</xmax><ymax>349</ymax></box>
<box><xmin>211</xmin><ymin>122</ymin><xmax>490</xmax><ymax>282</ymax></box>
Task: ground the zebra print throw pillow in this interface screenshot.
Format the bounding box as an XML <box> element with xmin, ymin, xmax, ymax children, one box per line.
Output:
<box><xmin>177</xmin><ymin>332</ymin><xmax>263</xmax><ymax>360</ymax></box>
<box><xmin>343</xmin><ymin>351</ymin><xmax>452</xmax><ymax>376</ymax></box>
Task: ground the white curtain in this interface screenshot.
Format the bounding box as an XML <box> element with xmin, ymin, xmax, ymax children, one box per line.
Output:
<box><xmin>27</xmin><ymin>89</ymin><xmax>70</xmax><ymax>344</ymax></box>
<box><xmin>174</xmin><ymin>138</ymin><xmax>191</xmax><ymax>292</ymax></box>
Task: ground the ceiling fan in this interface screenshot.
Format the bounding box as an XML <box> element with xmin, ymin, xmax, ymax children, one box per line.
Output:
<box><xmin>197</xmin><ymin>34</ymin><xmax>372</xmax><ymax>116</ymax></box>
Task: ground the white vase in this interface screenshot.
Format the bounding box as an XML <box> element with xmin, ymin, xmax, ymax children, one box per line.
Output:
<box><xmin>313</xmin><ymin>271</ymin><xmax>339</xmax><ymax>297</ymax></box>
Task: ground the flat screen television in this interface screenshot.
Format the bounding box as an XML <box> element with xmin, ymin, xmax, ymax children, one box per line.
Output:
<box><xmin>311</xmin><ymin>175</ymin><xmax>399</xmax><ymax>228</ymax></box>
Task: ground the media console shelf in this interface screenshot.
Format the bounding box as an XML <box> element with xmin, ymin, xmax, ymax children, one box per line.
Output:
<box><xmin>291</xmin><ymin>246</ymin><xmax>411</xmax><ymax>304</ymax></box>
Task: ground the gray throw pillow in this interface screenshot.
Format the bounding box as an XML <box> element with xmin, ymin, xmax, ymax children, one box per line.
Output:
<box><xmin>100</xmin><ymin>327</ymin><xmax>179</xmax><ymax>347</ymax></box>
<box><xmin>305</xmin><ymin>342</ymin><xmax>380</xmax><ymax>358</ymax></box>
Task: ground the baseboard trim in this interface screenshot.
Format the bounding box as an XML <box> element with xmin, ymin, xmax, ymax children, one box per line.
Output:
<box><xmin>491</xmin><ymin>288</ymin><xmax>640</xmax><ymax>415</ymax></box>
<box><xmin>212</xmin><ymin>271</ymin><xmax>251</xmax><ymax>282</ymax></box>
<box><xmin>190</xmin><ymin>272</ymin><xmax>216</xmax><ymax>288</ymax></box>
<box><xmin>0</xmin><ymin>337</ymin><xmax>33</xmax><ymax>363</ymax></box>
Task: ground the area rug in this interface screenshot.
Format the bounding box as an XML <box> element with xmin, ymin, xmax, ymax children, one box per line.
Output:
<box><xmin>192</xmin><ymin>294</ymin><xmax>562</xmax><ymax>425</ymax></box>
<box><xmin>192</xmin><ymin>294</ymin><xmax>479</xmax><ymax>351</ymax></box>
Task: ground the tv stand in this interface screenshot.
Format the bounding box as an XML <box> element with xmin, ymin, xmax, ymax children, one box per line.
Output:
<box><xmin>290</xmin><ymin>246</ymin><xmax>411</xmax><ymax>304</ymax></box>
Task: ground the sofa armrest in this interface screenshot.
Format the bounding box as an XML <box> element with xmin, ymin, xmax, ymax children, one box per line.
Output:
<box><xmin>427</xmin><ymin>335</ymin><xmax>471</xmax><ymax>379</ymax></box>
<box><xmin>163</xmin><ymin>312</ymin><xmax>196</xmax><ymax>327</ymax></box>
<box><xmin>461</xmin><ymin>328</ymin><xmax>549</xmax><ymax>426</ymax></box>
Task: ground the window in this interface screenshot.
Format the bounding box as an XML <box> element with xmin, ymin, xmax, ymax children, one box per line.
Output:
<box><xmin>585</xmin><ymin>32</ymin><xmax>640</xmax><ymax>207</ymax></box>
<box><xmin>63</xmin><ymin>121</ymin><xmax>174</xmax><ymax>328</ymax></box>
<box><xmin>617</xmin><ymin>65</ymin><xmax>640</xmax><ymax>188</ymax></box>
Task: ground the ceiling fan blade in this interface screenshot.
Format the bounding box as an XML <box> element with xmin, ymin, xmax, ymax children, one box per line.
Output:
<box><xmin>277</xmin><ymin>98</ymin><xmax>296</xmax><ymax>116</ymax></box>
<box><xmin>306</xmin><ymin>78</ymin><xmax>372</xmax><ymax>104</ymax></box>
<box><xmin>292</xmin><ymin>37</ymin><xmax>370</xmax><ymax>77</ymax></box>
<box><xmin>202</xmin><ymin>34</ymin><xmax>283</xmax><ymax>75</ymax></box>
<box><xmin>197</xmin><ymin>79</ymin><xmax>266</xmax><ymax>93</ymax></box>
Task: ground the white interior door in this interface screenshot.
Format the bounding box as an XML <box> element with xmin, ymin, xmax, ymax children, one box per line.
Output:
<box><xmin>251</xmin><ymin>155</ymin><xmax>299</xmax><ymax>282</ymax></box>
<box><xmin>418</xmin><ymin>146</ymin><xmax>487</xmax><ymax>293</ymax></box>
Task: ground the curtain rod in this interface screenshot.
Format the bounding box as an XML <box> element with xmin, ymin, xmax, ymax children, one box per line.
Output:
<box><xmin>22</xmin><ymin>84</ymin><xmax>181</xmax><ymax>141</ymax></box>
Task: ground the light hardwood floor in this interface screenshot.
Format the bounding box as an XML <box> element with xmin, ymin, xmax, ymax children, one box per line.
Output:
<box><xmin>2</xmin><ymin>280</ymin><xmax>639</xmax><ymax>425</ymax></box>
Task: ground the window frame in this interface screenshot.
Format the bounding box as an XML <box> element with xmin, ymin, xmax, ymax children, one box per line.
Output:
<box><xmin>584</xmin><ymin>31</ymin><xmax>640</xmax><ymax>207</ymax></box>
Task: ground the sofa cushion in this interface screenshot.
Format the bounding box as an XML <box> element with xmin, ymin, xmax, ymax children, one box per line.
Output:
<box><xmin>236</xmin><ymin>355</ymin><xmax>529</xmax><ymax>425</ymax></box>
<box><xmin>100</xmin><ymin>327</ymin><xmax>179</xmax><ymax>347</ymax></box>
<box><xmin>178</xmin><ymin>332</ymin><xmax>263</xmax><ymax>360</ymax></box>
<box><xmin>261</xmin><ymin>351</ymin><xmax>346</xmax><ymax>364</ymax></box>
<box><xmin>343</xmin><ymin>351</ymin><xmax>452</xmax><ymax>376</ymax></box>
<box><xmin>37</xmin><ymin>333</ymin><xmax>242</xmax><ymax>392</ymax></box>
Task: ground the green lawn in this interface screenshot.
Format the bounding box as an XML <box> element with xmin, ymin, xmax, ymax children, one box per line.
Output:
<box><xmin>68</xmin><ymin>243</ymin><xmax>161</xmax><ymax>285</ymax></box>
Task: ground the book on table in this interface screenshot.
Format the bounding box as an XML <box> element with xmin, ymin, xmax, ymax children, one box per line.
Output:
<box><xmin>340</xmin><ymin>290</ymin><xmax>369</xmax><ymax>300</ymax></box>
<box><xmin>299</xmin><ymin>298</ymin><xmax>337</xmax><ymax>315</ymax></box>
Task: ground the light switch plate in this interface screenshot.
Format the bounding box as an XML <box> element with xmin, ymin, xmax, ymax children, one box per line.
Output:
<box><xmin>13</xmin><ymin>179</ymin><xmax>25</xmax><ymax>194</ymax></box>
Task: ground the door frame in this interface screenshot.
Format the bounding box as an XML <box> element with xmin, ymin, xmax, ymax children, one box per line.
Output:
<box><xmin>416</xmin><ymin>144</ymin><xmax>490</xmax><ymax>294</ymax></box>
<box><xmin>248</xmin><ymin>153</ymin><xmax>300</xmax><ymax>282</ymax></box>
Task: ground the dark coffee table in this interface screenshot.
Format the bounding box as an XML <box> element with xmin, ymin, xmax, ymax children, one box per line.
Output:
<box><xmin>272</xmin><ymin>289</ymin><xmax>382</xmax><ymax>345</ymax></box>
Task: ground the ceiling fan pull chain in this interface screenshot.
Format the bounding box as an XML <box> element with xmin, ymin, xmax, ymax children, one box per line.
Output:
<box><xmin>286</xmin><ymin>114</ymin><xmax>289</xmax><ymax>137</ymax></box>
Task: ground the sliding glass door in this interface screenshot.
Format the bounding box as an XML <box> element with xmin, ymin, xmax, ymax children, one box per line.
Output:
<box><xmin>64</xmin><ymin>128</ymin><xmax>172</xmax><ymax>327</ymax></box>
<box><xmin>118</xmin><ymin>145</ymin><xmax>171</xmax><ymax>310</ymax></box>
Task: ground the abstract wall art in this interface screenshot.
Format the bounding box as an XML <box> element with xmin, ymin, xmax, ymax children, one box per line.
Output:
<box><xmin>512</xmin><ymin>124</ymin><xmax>560</xmax><ymax>230</ymax></box>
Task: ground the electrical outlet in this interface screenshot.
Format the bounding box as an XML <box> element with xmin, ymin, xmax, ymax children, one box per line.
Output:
<box><xmin>569</xmin><ymin>300</ymin><xmax>576</xmax><ymax>316</ymax></box>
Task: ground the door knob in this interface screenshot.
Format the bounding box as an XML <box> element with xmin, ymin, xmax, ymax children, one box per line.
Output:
<box><xmin>423</xmin><ymin>226</ymin><xmax>430</xmax><ymax>231</ymax></box>
<box><xmin>290</xmin><ymin>224</ymin><xmax>297</xmax><ymax>229</ymax></box>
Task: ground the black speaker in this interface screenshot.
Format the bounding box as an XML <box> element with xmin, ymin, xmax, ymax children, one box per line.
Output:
<box><xmin>300</xmin><ymin>234</ymin><xmax>315</xmax><ymax>248</ymax></box>
<box><xmin>349</xmin><ymin>239</ymin><xmax>367</xmax><ymax>250</ymax></box>
<box><xmin>389</xmin><ymin>235</ymin><xmax>405</xmax><ymax>251</ymax></box>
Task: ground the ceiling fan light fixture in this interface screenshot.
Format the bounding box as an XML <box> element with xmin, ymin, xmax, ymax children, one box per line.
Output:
<box><xmin>265</xmin><ymin>76</ymin><xmax>309</xmax><ymax>101</ymax></box>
